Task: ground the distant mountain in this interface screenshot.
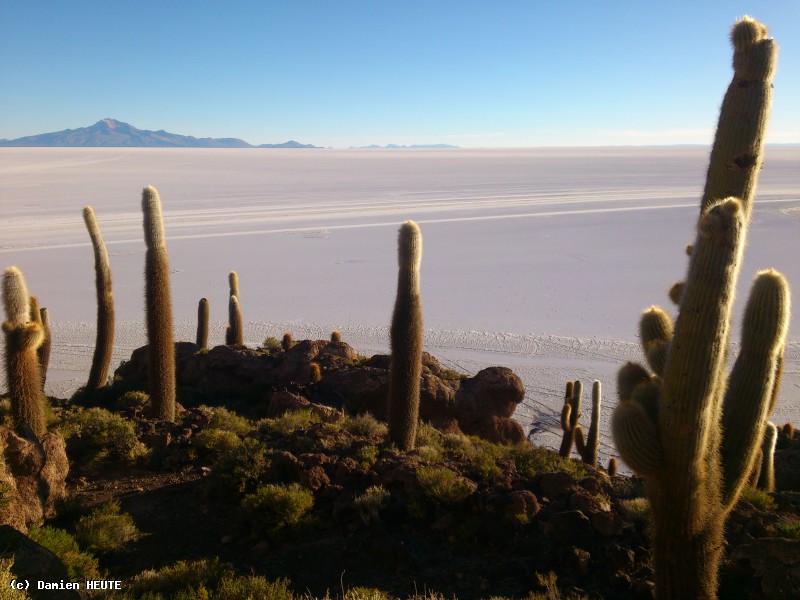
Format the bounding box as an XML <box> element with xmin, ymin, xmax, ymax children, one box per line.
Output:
<box><xmin>258</xmin><ymin>140</ymin><xmax>319</xmax><ymax>149</ymax></box>
<box><xmin>0</xmin><ymin>119</ymin><xmax>319</xmax><ymax>149</ymax></box>
<box><xmin>357</xmin><ymin>143</ymin><xmax>459</xmax><ymax>149</ymax></box>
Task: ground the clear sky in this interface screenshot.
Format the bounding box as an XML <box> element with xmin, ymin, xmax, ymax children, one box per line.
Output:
<box><xmin>1</xmin><ymin>1</ymin><xmax>798</xmax><ymax>148</ymax></box>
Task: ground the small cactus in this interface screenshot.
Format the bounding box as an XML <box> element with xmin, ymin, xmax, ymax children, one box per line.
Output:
<box><xmin>228</xmin><ymin>271</ymin><xmax>239</xmax><ymax>300</ymax></box>
<box><xmin>558</xmin><ymin>380</ymin><xmax>581</xmax><ymax>458</ymax></box>
<box><xmin>142</xmin><ymin>186</ymin><xmax>176</xmax><ymax>422</ymax></box>
<box><xmin>281</xmin><ymin>332</ymin><xmax>293</xmax><ymax>351</ymax></box>
<box><xmin>83</xmin><ymin>205</ymin><xmax>115</xmax><ymax>390</ymax></box>
<box><xmin>387</xmin><ymin>221</ymin><xmax>423</xmax><ymax>451</ymax></box>
<box><xmin>331</xmin><ymin>330</ymin><xmax>342</xmax><ymax>343</ymax></box>
<box><xmin>2</xmin><ymin>267</ymin><xmax>47</xmax><ymax>437</ymax></box>
<box><xmin>607</xmin><ymin>457</ymin><xmax>618</xmax><ymax>477</ymax></box>
<box><xmin>309</xmin><ymin>362</ymin><xmax>321</xmax><ymax>384</ymax></box>
<box><xmin>196</xmin><ymin>298</ymin><xmax>209</xmax><ymax>349</ymax></box>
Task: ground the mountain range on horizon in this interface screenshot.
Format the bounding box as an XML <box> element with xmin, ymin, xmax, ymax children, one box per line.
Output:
<box><xmin>0</xmin><ymin>119</ymin><xmax>461</xmax><ymax>149</ymax></box>
<box><xmin>0</xmin><ymin>119</ymin><xmax>320</xmax><ymax>149</ymax></box>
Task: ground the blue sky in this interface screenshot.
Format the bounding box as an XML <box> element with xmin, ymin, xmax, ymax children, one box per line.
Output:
<box><xmin>1</xmin><ymin>1</ymin><xmax>798</xmax><ymax>147</ymax></box>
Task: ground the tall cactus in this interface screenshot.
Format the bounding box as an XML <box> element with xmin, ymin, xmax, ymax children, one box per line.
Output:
<box><xmin>83</xmin><ymin>205</ymin><xmax>115</xmax><ymax>390</ymax></box>
<box><xmin>2</xmin><ymin>267</ymin><xmax>47</xmax><ymax>437</ymax></box>
<box><xmin>388</xmin><ymin>221</ymin><xmax>423</xmax><ymax>451</ymax></box>
<box><xmin>611</xmin><ymin>18</ymin><xmax>786</xmax><ymax>600</ymax></box>
<box><xmin>575</xmin><ymin>380</ymin><xmax>602</xmax><ymax>467</ymax></box>
<box><xmin>142</xmin><ymin>186</ymin><xmax>175</xmax><ymax>422</ymax></box>
<box><xmin>196</xmin><ymin>298</ymin><xmax>209</xmax><ymax>349</ymax></box>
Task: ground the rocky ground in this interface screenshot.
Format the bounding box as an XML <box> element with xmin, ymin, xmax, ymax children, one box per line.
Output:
<box><xmin>2</xmin><ymin>338</ymin><xmax>800</xmax><ymax>599</ymax></box>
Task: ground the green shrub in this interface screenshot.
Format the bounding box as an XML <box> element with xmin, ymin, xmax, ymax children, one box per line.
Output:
<box><xmin>416</xmin><ymin>466</ymin><xmax>473</xmax><ymax>505</ymax></box>
<box><xmin>110</xmin><ymin>558</ymin><xmax>231</xmax><ymax>599</ymax></box>
<box><xmin>75</xmin><ymin>500</ymin><xmax>139</xmax><ymax>552</ymax></box>
<box><xmin>415</xmin><ymin>421</ymin><xmax>443</xmax><ymax>449</ymax></box>
<box><xmin>342</xmin><ymin>413</ymin><xmax>387</xmax><ymax>439</ymax></box>
<box><xmin>620</xmin><ymin>498</ymin><xmax>652</xmax><ymax>530</ymax></box>
<box><xmin>439</xmin><ymin>369</ymin><xmax>468</xmax><ymax>381</ymax></box>
<box><xmin>27</xmin><ymin>526</ymin><xmax>101</xmax><ymax>581</ymax></box>
<box><xmin>205</xmin><ymin>406</ymin><xmax>252</xmax><ymax>435</ymax></box>
<box><xmin>354</xmin><ymin>444</ymin><xmax>380</xmax><ymax>470</ymax></box>
<box><xmin>193</xmin><ymin>428</ymin><xmax>243</xmax><ymax>456</ymax></box>
<box><xmin>353</xmin><ymin>485</ymin><xmax>390</xmax><ymax>525</ymax></box>
<box><xmin>771</xmin><ymin>519</ymin><xmax>800</xmax><ymax>539</ymax></box>
<box><xmin>211</xmin><ymin>437</ymin><xmax>271</xmax><ymax>495</ymax></box>
<box><xmin>259</xmin><ymin>337</ymin><xmax>282</xmax><ymax>354</ymax></box>
<box><xmin>507</xmin><ymin>443</ymin><xmax>592</xmax><ymax>480</ymax></box>
<box><xmin>739</xmin><ymin>486</ymin><xmax>777</xmax><ymax>511</ymax></box>
<box><xmin>258</xmin><ymin>409</ymin><xmax>321</xmax><ymax>437</ymax></box>
<box><xmin>115</xmin><ymin>390</ymin><xmax>150</xmax><ymax>412</ymax></box>
<box><xmin>241</xmin><ymin>483</ymin><xmax>314</xmax><ymax>537</ymax></box>
<box><xmin>58</xmin><ymin>407</ymin><xmax>147</xmax><ymax>465</ymax></box>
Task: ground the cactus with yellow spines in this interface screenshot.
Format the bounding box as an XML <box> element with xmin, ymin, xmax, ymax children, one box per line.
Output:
<box><xmin>574</xmin><ymin>380</ymin><xmax>602</xmax><ymax>467</ymax></box>
<box><xmin>2</xmin><ymin>267</ymin><xmax>47</xmax><ymax>437</ymax></box>
<box><xmin>196</xmin><ymin>298</ymin><xmax>209</xmax><ymax>349</ymax></box>
<box><xmin>281</xmin><ymin>332</ymin><xmax>293</xmax><ymax>351</ymax></box>
<box><xmin>225</xmin><ymin>295</ymin><xmax>243</xmax><ymax>345</ymax></box>
<box><xmin>309</xmin><ymin>362</ymin><xmax>321</xmax><ymax>384</ymax></box>
<box><xmin>756</xmin><ymin>421</ymin><xmax>778</xmax><ymax>492</ymax></box>
<box><xmin>83</xmin><ymin>205</ymin><xmax>115</xmax><ymax>390</ymax></box>
<box><xmin>38</xmin><ymin>306</ymin><xmax>51</xmax><ymax>389</ymax></box>
<box><xmin>331</xmin><ymin>330</ymin><xmax>342</xmax><ymax>343</ymax></box>
<box><xmin>142</xmin><ymin>186</ymin><xmax>176</xmax><ymax>422</ymax></box>
<box><xmin>610</xmin><ymin>18</ymin><xmax>787</xmax><ymax>600</ymax></box>
<box><xmin>558</xmin><ymin>381</ymin><xmax>580</xmax><ymax>458</ymax></box>
<box><xmin>388</xmin><ymin>220</ymin><xmax>423</xmax><ymax>451</ymax></box>
<box><xmin>228</xmin><ymin>271</ymin><xmax>239</xmax><ymax>300</ymax></box>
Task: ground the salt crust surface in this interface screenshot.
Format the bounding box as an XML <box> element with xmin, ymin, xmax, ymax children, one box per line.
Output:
<box><xmin>1</xmin><ymin>147</ymin><xmax>798</xmax><ymax>468</ymax></box>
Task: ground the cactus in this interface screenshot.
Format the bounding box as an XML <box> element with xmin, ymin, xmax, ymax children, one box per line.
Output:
<box><xmin>331</xmin><ymin>330</ymin><xmax>342</xmax><ymax>343</ymax></box>
<box><xmin>142</xmin><ymin>186</ymin><xmax>176</xmax><ymax>422</ymax></box>
<box><xmin>575</xmin><ymin>380</ymin><xmax>602</xmax><ymax>467</ymax></box>
<box><xmin>2</xmin><ymin>267</ymin><xmax>47</xmax><ymax>437</ymax></box>
<box><xmin>225</xmin><ymin>295</ymin><xmax>243</xmax><ymax>345</ymax></box>
<box><xmin>83</xmin><ymin>205</ymin><xmax>115</xmax><ymax>390</ymax></box>
<box><xmin>387</xmin><ymin>221</ymin><xmax>423</xmax><ymax>451</ymax></box>
<box><xmin>756</xmin><ymin>421</ymin><xmax>778</xmax><ymax>492</ymax></box>
<box><xmin>610</xmin><ymin>18</ymin><xmax>785</xmax><ymax>600</ymax></box>
<box><xmin>607</xmin><ymin>457</ymin><xmax>618</xmax><ymax>477</ymax></box>
<box><xmin>309</xmin><ymin>362</ymin><xmax>321</xmax><ymax>384</ymax></box>
<box><xmin>558</xmin><ymin>380</ymin><xmax>581</xmax><ymax>458</ymax></box>
<box><xmin>196</xmin><ymin>298</ymin><xmax>209</xmax><ymax>349</ymax></box>
<box><xmin>38</xmin><ymin>306</ymin><xmax>51</xmax><ymax>389</ymax></box>
<box><xmin>281</xmin><ymin>332</ymin><xmax>293</xmax><ymax>351</ymax></box>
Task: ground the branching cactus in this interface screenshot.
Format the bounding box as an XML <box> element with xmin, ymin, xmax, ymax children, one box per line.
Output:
<box><xmin>142</xmin><ymin>186</ymin><xmax>176</xmax><ymax>422</ymax></box>
<box><xmin>2</xmin><ymin>267</ymin><xmax>47</xmax><ymax>437</ymax></box>
<box><xmin>575</xmin><ymin>380</ymin><xmax>602</xmax><ymax>467</ymax></box>
<box><xmin>83</xmin><ymin>205</ymin><xmax>115</xmax><ymax>390</ymax></box>
<box><xmin>611</xmin><ymin>18</ymin><xmax>787</xmax><ymax>600</ymax></box>
<box><xmin>229</xmin><ymin>271</ymin><xmax>239</xmax><ymax>300</ymax></box>
<box><xmin>225</xmin><ymin>295</ymin><xmax>244</xmax><ymax>345</ymax></box>
<box><xmin>388</xmin><ymin>221</ymin><xmax>423</xmax><ymax>451</ymax></box>
<box><xmin>196</xmin><ymin>298</ymin><xmax>209</xmax><ymax>349</ymax></box>
<box><xmin>558</xmin><ymin>381</ymin><xmax>581</xmax><ymax>458</ymax></box>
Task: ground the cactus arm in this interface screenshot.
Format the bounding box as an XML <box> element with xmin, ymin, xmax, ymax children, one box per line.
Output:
<box><xmin>702</xmin><ymin>17</ymin><xmax>776</xmax><ymax>221</ymax></box>
<box><xmin>574</xmin><ymin>425</ymin><xmax>586</xmax><ymax>458</ymax></box>
<box><xmin>756</xmin><ymin>422</ymin><xmax>777</xmax><ymax>492</ymax></box>
<box><xmin>229</xmin><ymin>271</ymin><xmax>239</xmax><ymax>300</ymax></box>
<box><xmin>226</xmin><ymin>295</ymin><xmax>244</xmax><ymax>345</ymax></box>
<box><xmin>612</xmin><ymin>400</ymin><xmax>664</xmax><ymax>477</ymax></box>
<box><xmin>83</xmin><ymin>205</ymin><xmax>115</xmax><ymax>390</ymax></box>
<box><xmin>585</xmin><ymin>380</ymin><xmax>601</xmax><ymax>467</ymax></box>
<box><xmin>142</xmin><ymin>186</ymin><xmax>176</xmax><ymax>422</ymax></box>
<box><xmin>38</xmin><ymin>307</ymin><xmax>51</xmax><ymax>389</ymax></box>
<box><xmin>720</xmin><ymin>270</ymin><xmax>789</xmax><ymax>504</ymax></box>
<box><xmin>388</xmin><ymin>221</ymin><xmax>423</xmax><ymax>451</ymax></box>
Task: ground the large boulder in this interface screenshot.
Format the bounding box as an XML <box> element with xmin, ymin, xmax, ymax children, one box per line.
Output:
<box><xmin>0</xmin><ymin>428</ymin><xmax>69</xmax><ymax>532</ymax></box>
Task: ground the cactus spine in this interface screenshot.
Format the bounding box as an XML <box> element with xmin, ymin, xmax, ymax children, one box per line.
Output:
<box><xmin>610</xmin><ymin>18</ymin><xmax>784</xmax><ymax>600</ymax></box>
<box><xmin>226</xmin><ymin>295</ymin><xmax>244</xmax><ymax>345</ymax></box>
<box><xmin>388</xmin><ymin>221</ymin><xmax>423</xmax><ymax>451</ymax></box>
<box><xmin>575</xmin><ymin>380</ymin><xmax>602</xmax><ymax>467</ymax></box>
<box><xmin>142</xmin><ymin>186</ymin><xmax>175</xmax><ymax>422</ymax></box>
<box><xmin>83</xmin><ymin>206</ymin><xmax>115</xmax><ymax>390</ymax></box>
<box><xmin>196</xmin><ymin>298</ymin><xmax>209</xmax><ymax>349</ymax></box>
<box><xmin>2</xmin><ymin>267</ymin><xmax>47</xmax><ymax>437</ymax></box>
<box><xmin>38</xmin><ymin>306</ymin><xmax>51</xmax><ymax>390</ymax></box>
